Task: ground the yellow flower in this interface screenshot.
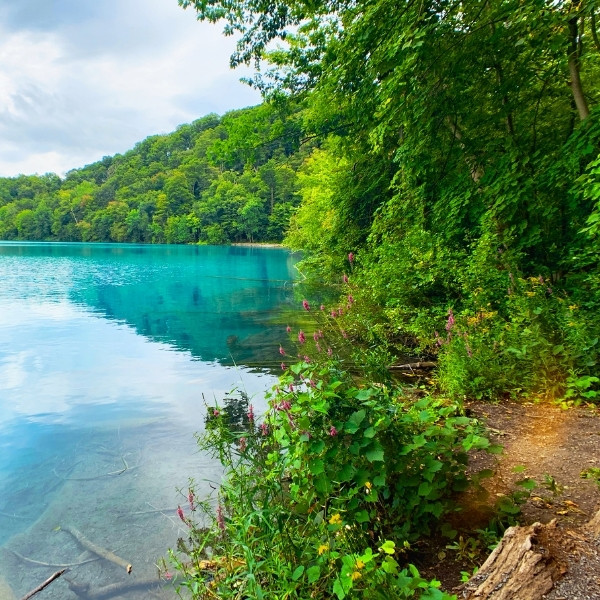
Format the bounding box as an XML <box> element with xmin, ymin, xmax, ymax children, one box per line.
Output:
<box><xmin>525</xmin><ymin>291</ymin><xmax>536</xmax><ymax>297</ymax></box>
<box><xmin>355</xmin><ymin>559</ymin><xmax>365</xmax><ymax>569</ymax></box>
<box><xmin>318</xmin><ymin>544</ymin><xmax>329</xmax><ymax>555</ymax></box>
<box><xmin>350</xmin><ymin>571</ymin><xmax>362</xmax><ymax>581</ymax></box>
<box><xmin>329</xmin><ymin>513</ymin><xmax>342</xmax><ymax>525</ymax></box>
<box><xmin>365</xmin><ymin>481</ymin><xmax>372</xmax><ymax>490</ymax></box>
<box><xmin>569</xmin><ymin>305</ymin><xmax>578</xmax><ymax>311</ymax></box>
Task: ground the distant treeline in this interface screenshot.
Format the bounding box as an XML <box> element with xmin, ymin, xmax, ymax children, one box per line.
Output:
<box><xmin>0</xmin><ymin>104</ymin><xmax>311</xmax><ymax>244</ymax></box>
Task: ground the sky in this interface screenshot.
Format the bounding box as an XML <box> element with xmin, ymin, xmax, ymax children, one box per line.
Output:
<box><xmin>0</xmin><ymin>0</ymin><xmax>262</xmax><ymax>178</ymax></box>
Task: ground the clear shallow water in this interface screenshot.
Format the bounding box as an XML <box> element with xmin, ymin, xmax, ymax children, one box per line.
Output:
<box><xmin>0</xmin><ymin>242</ymin><xmax>297</xmax><ymax>599</ymax></box>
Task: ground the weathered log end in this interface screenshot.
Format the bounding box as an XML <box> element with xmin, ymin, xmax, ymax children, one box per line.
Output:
<box><xmin>459</xmin><ymin>509</ymin><xmax>600</xmax><ymax>600</ymax></box>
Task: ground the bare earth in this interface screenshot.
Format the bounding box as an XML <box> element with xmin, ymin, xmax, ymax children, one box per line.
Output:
<box><xmin>421</xmin><ymin>400</ymin><xmax>600</xmax><ymax>598</ymax></box>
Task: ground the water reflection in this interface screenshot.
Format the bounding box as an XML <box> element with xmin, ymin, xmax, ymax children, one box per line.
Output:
<box><xmin>0</xmin><ymin>242</ymin><xmax>296</xmax><ymax>599</ymax></box>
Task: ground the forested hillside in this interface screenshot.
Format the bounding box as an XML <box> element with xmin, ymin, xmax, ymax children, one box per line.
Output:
<box><xmin>0</xmin><ymin>105</ymin><xmax>309</xmax><ymax>244</ymax></box>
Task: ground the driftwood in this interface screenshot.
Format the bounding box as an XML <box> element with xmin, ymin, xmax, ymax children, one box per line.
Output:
<box><xmin>460</xmin><ymin>508</ymin><xmax>600</xmax><ymax>599</ymax></box>
<box><xmin>389</xmin><ymin>361</ymin><xmax>436</xmax><ymax>370</ymax></box>
<box><xmin>63</xmin><ymin>525</ymin><xmax>132</xmax><ymax>573</ymax></box>
<box><xmin>5</xmin><ymin>546</ymin><xmax>99</xmax><ymax>568</ymax></box>
<box><xmin>19</xmin><ymin>569</ymin><xmax>66</xmax><ymax>600</ymax></box>
<box><xmin>67</xmin><ymin>578</ymin><xmax>162</xmax><ymax>600</ymax></box>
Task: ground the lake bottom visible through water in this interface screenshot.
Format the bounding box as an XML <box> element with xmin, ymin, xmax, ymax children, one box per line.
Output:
<box><xmin>0</xmin><ymin>243</ymin><xmax>294</xmax><ymax>599</ymax></box>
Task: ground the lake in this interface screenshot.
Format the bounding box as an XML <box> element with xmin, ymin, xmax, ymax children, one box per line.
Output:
<box><xmin>0</xmin><ymin>242</ymin><xmax>298</xmax><ymax>599</ymax></box>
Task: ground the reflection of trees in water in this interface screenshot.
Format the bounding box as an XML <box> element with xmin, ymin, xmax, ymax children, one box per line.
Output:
<box><xmin>205</xmin><ymin>391</ymin><xmax>250</xmax><ymax>433</ymax></box>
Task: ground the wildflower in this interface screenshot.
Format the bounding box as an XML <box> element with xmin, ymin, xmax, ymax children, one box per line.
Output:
<box><xmin>338</xmin><ymin>307</ymin><xmax>344</xmax><ymax>316</ymax></box>
<box><xmin>329</xmin><ymin>426</ymin><xmax>338</xmax><ymax>437</ymax></box>
<box><xmin>445</xmin><ymin>308</ymin><xmax>455</xmax><ymax>332</ymax></box>
<box><xmin>281</xmin><ymin>362</ymin><xmax>286</xmax><ymax>370</ymax></box>
<box><xmin>327</xmin><ymin>347</ymin><xmax>333</xmax><ymax>357</ymax></box>
<box><xmin>350</xmin><ymin>571</ymin><xmax>362</xmax><ymax>581</ymax></box>
<box><xmin>216</xmin><ymin>503</ymin><xmax>225</xmax><ymax>531</ymax></box>
<box><xmin>303</xmin><ymin>355</ymin><xmax>311</xmax><ymax>363</ymax></box>
<box><xmin>569</xmin><ymin>305</ymin><xmax>578</xmax><ymax>311</ymax></box>
<box><xmin>316</xmin><ymin>342</ymin><xmax>322</xmax><ymax>353</ymax></box>
<box><xmin>313</xmin><ymin>331</ymin><xmax>320</xmax><ymax>342</ymax></box>
<box><xmin>331</xmin><ymin>309</ymin><xmax>338</xmax><ymax>318</ymax></box>
<box><xmin>365</xmin><ymin>481</ymin><xmax>372</xmax><ymax>490</ymax></box>
<box><xmin>320</xmin><ymin>304</ymin><xmax>325</xmax><ymax>311</ymax></box>
<box><xmin>177</xmin><ymin>505</ymin><xmax>186</xmax><ymax>523</ymax></box>
<box><xmin>286</xmin><ymin>325</ymin><xmax>291</xmax><ymax>333</ymax></box>
<box><xmin>298</xmin><ymin>330</ymin><xmax>306</xmax><ymax>344</ymax></box>
<box><xmin>341</xmin><ymin>330</ymin><xmax>348</xmax><ymax>338</ymax></box>
<box><xmin>239</xmin><ymin>437</ymin><xmax>247</xmax><ymax>452</ymax></box>
<box><xmin>213</xmin><ymin>409</ymin><xmax>220</xmax><ymax>417</ymax></box>
<box><xmin>348</xmin><ymin>294</ymin><xmax>354</xmax><ymax>304</ymax></box>
<box><xmin>318</xmin><ymin>544</ymin><xmax>329</xmax><ymax>555</ymax></box>
<box><xmin>538</xmin><ymin>275</ymin><xmax>544</xmax><ymax>284</ymax></box>
<box><xmin>348</xmin><ymin>252</ymin><xmax>354</xmax><ymax>264</ymax></box>
<box><xmin>288</xmin><ymin>384</ymin><xmax>294</xmax><ymax>393</ymax></box>
<box><xmin>260</xmin><ymin>423</ymin><xmax>269</xmax><ymax>436</ymax></box>
<box><xmin>279</xmin><ymin>345</ymin><xmax>286</xmax><ymax>356</ymax></box>
<box><xmin>318</xmin><ymin>330</ymin><xmax>324</xmax><ymax>338</ymax></box>
<box><xmin>188</xmin><ymin>489</ymin><xmax>195</xmax><ymax>511</ymax></box>
<box><xmin>302</xmin><ymin>299</ymin><xmax>310</xmax><ymax>311</ymax></box>
<box><xmin>343</xmin><ymin>274</ymin><xmax>349</xmax><ymax>283</ymax></box>
<box><xmin>525</xmin><ymin>291</ymin><xmax>535</xmax><ymax>297</ymax></box>
<box><xmin>355</xmin><ymin>559</ymin><xmax>365</xmax><ymax>570</ymax></box>
<box><xmin>329</xmin><ymin>513</ymin><xmax>342</xmax><ymax>525</ymax></box>
<box><xmin>164</xmin><ymin>571</ymin><xmax>173</xmax><ymax>581</ymax></box>
<box><xmin>247</xmin><ymin>404</ymin><xmax>255</xmax><ymax>422</ymax></box>
<box><xmin>309</xmin><ymin>379</ymin><xmax>316</xmax><ymax>388</ymax></box>
<box><xmin>434</xmin><ymin>331</ymin><xmax>443</xmax><ymax>347</ymax></box>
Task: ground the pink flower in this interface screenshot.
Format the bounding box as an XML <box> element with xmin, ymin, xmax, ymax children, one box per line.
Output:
<box><xmin>331</xmin><ymin>309</ymin><xmax>337</xmax><ymax>318</ymax></box>
<box><xmin>348</xmin><ymin>294</ymin><xmax>354</xmax><ymax>304</ymax></box>
<box><xmin>177</xmin><ymin>505</ymin><xmax>186</xmax><ymax>523</ymax></box>
<box><xmin>279</xmin><ymin>345</ymin><xmax>286</xmax><ymax>356</ymax></box>
<box><xmin>239</xmin><ymin>437</ymin><xmax>247</xmax><ymax>452</ymax></box>
<box><xmin>213</xmin><ymin>409</ymin><xmax>220</xmax><ymax>417</ymax></box>
<box><xmin>303</xmin><ymin>355</ymin><xmax>311</xmax><ymax>363</ymax></box>
<box><xmin>348</xmin><ymin>252</ymin><xmax>354</xmax><ymax>264</ymax></box>
<box><xmin>343</xmin><ymin>274</ymin><xmax>349</xmax><ymax>283</ymax></box>
<box><xmin>338</xmin><ymin>307</ymin><xmax>344</xmax><ymax>315</ymax></box>
<box><xmin>341</xmin><ymin>330</ymin><xmax>348</xmax><ymax>338</ymax></box>
<box><xmin>329</xmin><ymin>426</ymin><xmax>338</xmax><ymax>437</ymax></box>
<box><xmin>286</xmin><ymin>325</ymin><xmax>291</xmax><ymax>333</ymax></box>
<box><xmin>298</xmin><ymin>330</ymin><xmax>306</xmax><ymax>344</ymax></box>
<box><xmin>247</xmin><ymin>404</ymin><xmax>255</xmax><ymax>422</ymax></box>
<box><xmin>445</xmin><ymin>308</ymin><xmax>455</xmax><ymax>332</ymax></box>
<box><xmin>302</xmin><ymin>299</ymin><xmax>310</xmax><ymax>311</ymax></box>
<box><xmin>316</xmin><ymin>342</ymin><xmax>321</xmax><ymax>352</ymax></box>
<box><xmin>318</xmin><ymin>330</ymin><xmax>324</xmax><ymax>338</ymax></box>
<box><xmin>281</xmin><ymin>362</ymin><xmax>286</xmax><ymax>370</ymax></box>
<box><xmin>320</xmin><ymin>304</ymin><xmax>325</xmax><ymax>311</ymax></box>
<box><xmin>164</xmin><ymin>571</ymin><xmax>173</xmax><ymax>581</ymax></box>
<box><xmin>327</xmin><ymin>347</ymin><xmax>333</xmax><ymax>357</ymax></box>
<box><xmin>217</xmin><ymin>503</ymin><xmax>225</xmax><ymax>531</ymax></box>
<box><xmin>313</xmin><ymin>331</ymin><xmax>320</xmax><ymax>342</ymax></box>
<box><xmin>260</xmin><ymin>423</ymin><xmax>269</xmax><ymax>436</ymax></box>
<box><xmin>188</xmin><ymin>489</ymin><xmax>195</xmax><ymax>511</ymax></box>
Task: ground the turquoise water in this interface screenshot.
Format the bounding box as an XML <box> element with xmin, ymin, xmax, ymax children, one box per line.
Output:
<box><xmin>0</xmin><ymin>242</ymin><xmax>298</xmax><ymax>598</ymax></box>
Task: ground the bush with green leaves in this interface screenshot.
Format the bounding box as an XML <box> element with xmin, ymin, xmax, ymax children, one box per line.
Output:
<box><xmin>165</xmin><ymin>360</ymin><xmax>490</xmax><ymax>599</ymax></box>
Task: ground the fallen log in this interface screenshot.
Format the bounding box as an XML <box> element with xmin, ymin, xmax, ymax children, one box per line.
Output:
<box><xmin>389</xmin><ymin>361</ymin><xmax>436</xmax><ymax>370</ymax></box>
<box><xmin>20</xmin><ymin>569</ymin><xmax>66</xmax><ymax>600</ymax></box>
<box><xmin>67</xmin><ymin>578</ymin><xmax>163</xmax><ymax>600</ymax></box>
<box><xmin>459</xmin><ymin>508</ymin><xmax>600</xmax><ymax>599</ymax></box>
<box><xmin>63</xmin><ymin>525</ymin><xmax>132</xmax><ymax>573</ymax></box>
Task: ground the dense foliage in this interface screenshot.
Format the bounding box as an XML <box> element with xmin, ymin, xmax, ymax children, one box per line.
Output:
<box><xmin>177</xmin><ymin>0</ymin><xmax>600</xmax><ymax>401</ymax></box>
<box><xmin>0</xmin><ymin>106</ymin><xmax>308</xmax><ymax>244</ymax></box>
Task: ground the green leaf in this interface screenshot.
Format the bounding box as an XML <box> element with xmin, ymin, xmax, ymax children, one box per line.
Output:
<box><xmin>307</xmin><ymin>565</ymin><xmax>321</xmax><ymax>584</ymax></box>
<box><xmin>309</xmin><ymin>459</ymin><xmax>324</xmax><ymax>475</ymax></box>
<box><xmin>363</xmin><ymin>426</ymin><xmax>376</xmax><ymax>438</ymax></box>
<box><xmin>365</xmin><ymin>445</ymin><xmax>384</xmax><ymax>462</ymax></box>
<box><xmin>355</xmin><ymin>388</ymin><xmax>375</xmax><ymax>401</ymax></box>
<box><xmin>379</xmin><ymin>540</ymin><xmax>395</xmax><ymax>554</ymax></box>
<box><xmin>292</xmin><ymin>565</ymin><xmax>305</xmax><ymax>581</ymax></box>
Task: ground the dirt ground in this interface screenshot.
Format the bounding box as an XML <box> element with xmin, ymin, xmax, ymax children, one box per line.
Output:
<box><xmin>419</xmin><ymin>399</ymin><xmax>600</xmax><ymax>597</ymax></box>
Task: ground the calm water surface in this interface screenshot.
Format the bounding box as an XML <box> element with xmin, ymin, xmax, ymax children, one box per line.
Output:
<box><xmin>0</xmin><ymin>242</ymin><xmax>298</xmax><ymax>598</ymax></box>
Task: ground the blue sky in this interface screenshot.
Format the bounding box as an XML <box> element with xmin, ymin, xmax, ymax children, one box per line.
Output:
<box><xmin>0</xmin><ymin>0</ymin><xmax>262</xmax><ymax>177</ymax></box>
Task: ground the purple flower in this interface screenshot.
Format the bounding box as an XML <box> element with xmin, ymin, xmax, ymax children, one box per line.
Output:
<box><xmin>348</xmin><ymin>252</ymin><xmax>354</xmax><ymax>264</ymax></box>
<box><xmin>302</xmin><ymin>299</ymin><xmax>310</xmax><ymax>311</ymax></box>
<box><xmin>445</xmin><ymin>308</ymin><xmax>455</xmax><ymax>333</ymax></box>
<box><xmin>298</xmin><ymin>330</ymin><xmax>306</xmax><ymax>344</ymax></box>
<box><xmin>329</xmin><ymin>426</ymin><xmax>338</xmax><ymax>437</ymax></box>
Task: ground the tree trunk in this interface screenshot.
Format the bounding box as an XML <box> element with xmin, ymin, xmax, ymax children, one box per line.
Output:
<box><xmin>568</xmin><ymin>15</ymin><xmax>590</xmax><ymax>120</ymax></box>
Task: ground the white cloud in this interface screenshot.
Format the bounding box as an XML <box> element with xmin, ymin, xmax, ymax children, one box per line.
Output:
<box><xmin>0</xmin><ymin>0</ymin><xmax>262</xmax><ymax>177</ymax></box>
